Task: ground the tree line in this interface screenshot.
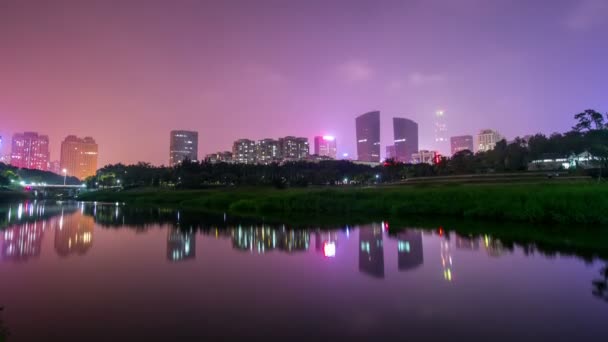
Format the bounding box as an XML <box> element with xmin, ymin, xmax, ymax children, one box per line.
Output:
<box><xmin>86</xmin><ymin>109</ymin><xmax>607</xmax><ymax>188</ymax></box>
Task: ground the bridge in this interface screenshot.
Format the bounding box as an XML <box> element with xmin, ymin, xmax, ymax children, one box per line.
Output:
<box><xmin>20</xmin><ymin>183</ymin><xmax>88</xmax><ymax>199</ymax></box>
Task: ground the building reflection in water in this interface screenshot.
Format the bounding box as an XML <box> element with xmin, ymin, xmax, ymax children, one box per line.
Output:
<box><xmin>1</xmin><ymin>221</ymin><xmax>44</xmax><ymax>261</ymax></box>
<box><xmin>439</xmin><ymin>229</ymin><xmax>454</xmax><ymax>282</ymax></box>
<box><xmin>359</xmin><ymin>224</ymin><xmax>384</xmax><ymax>278</ymax></box>
<box><xmin>455</xmin><ymin>234</ymin><xmax>480</xmax><ymax>250</ymax></box>
<box><xmin>315</xmin><ymin>231</ymin><xmax>338</xmax><ymax>257</ymax></box>
<box><xmin>54</xmin><ymin>212</ymin><xmax>94</xmax><ymax>257</ymax></box>
<box><xmin>231</xmin><ymin>226</ymin><xmax>309</xmax><ymax>254</ymax></box>
<box><xmin>167</xmin><ymin>228</ymin><xmax>196</xmax><ymax>261</ymax></box>
<box><xmin>395</xmin><ymin>229</ymin><xmax>423</xmax><ymax>271</ymax></box>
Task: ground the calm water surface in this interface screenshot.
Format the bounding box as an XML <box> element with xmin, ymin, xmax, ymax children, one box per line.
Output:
<box><xmin>0</xmin><ymin>201</ymin><xmax>607</xmax><ymax>341</ymax></box>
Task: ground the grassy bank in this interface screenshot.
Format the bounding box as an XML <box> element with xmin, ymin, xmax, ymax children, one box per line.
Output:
<box><xmin>77</xmin><ymin>182</ymin><xmax>608</xmax><ymax>225</ymax></box>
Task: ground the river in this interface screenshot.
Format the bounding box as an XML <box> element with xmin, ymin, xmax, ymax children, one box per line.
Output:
<box><xmin>0</xmin><ymin>201</ymin><xmax>607</xmax><ymax>341</ymax></box>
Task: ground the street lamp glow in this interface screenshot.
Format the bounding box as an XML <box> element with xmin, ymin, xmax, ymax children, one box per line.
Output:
<box><xmin>62</xmin><ymin>169</ymin><xmax>68</xmax><ymax>185</ymax></box>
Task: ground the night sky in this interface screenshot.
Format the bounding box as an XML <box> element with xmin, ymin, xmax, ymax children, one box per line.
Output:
<box><xmin>1</xmin><ymin>0</ymin><xmax>607</xmax><ymax>166</ymax></box>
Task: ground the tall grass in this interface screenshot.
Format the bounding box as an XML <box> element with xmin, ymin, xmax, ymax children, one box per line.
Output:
<box><xmin>78</xmin><ymin>183</ymin><xmax>608</xmax><ymax>224</ymax></box>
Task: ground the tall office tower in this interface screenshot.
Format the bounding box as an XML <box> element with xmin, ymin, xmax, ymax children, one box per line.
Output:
<box><xmin>169</xmin><ymin>130</ymin><xmax>198</xmax><ymax>166</ymax></box>
<box><xmin>450</xmin><ymin>135</ymin><xmax>474</xmax><ymax>155</ymax></box>
<box><xmin>385</xmin><ymin>145</ymin><xmax>396</xmax><ymax>160</ymax></box>
<box><xmin>477</xmin><ymin>129</ymin><xmax>502</xmax><ymax>152</ymax></box>
<box><xmin>313</xmin><ymin>136</ymin><xmax>337</xmax><ymax>159</ymax></box>
<box><xmin>356</xmin><ymin>111</ymin><xmax>381</xmax><ymax>162</ymax></box>
<box><xmin>257</xmin><ymin>138</ymin><xmax>280</xmax><ymax>164</ymax></box>
<box><xmin>434</xmin><ymin>110</ymin><xmax>448</xmax><ymax>154</ymax></box>
<box><xmin>60</xmin><ymin>136</ymin><xmax>99</xmax><ymax>180</ymax></box>
<box><xmin>393</xmin><ymin>117</ymin><xmax>419</xmax><ymax>163</ymax></box>
<box><xmin>279</xmin><ymin>136</ymin><xmax>309</xmax><ymax>160</ymax></box>
<box><xmin>10</xmin><ymin>132</ymin><xmax>50</xmax><ymax>171</ymax></box>
<box><xmin>232</xmin><ymin>139</ymin><xmax>257</xmax><ymax>164</ymax></box>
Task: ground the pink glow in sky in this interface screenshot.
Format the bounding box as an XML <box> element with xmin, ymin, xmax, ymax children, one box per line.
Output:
<box><xmin>1</xmin><ymin>0</ymin><xmax>607</xmax><ymax>165</ymax></box>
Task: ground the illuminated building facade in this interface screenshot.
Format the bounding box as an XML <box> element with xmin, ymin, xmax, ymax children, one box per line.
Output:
<box><xmin>279</xmin><ymin>136</ymin><xmax>309</xmax><ymax>160</ymax></box>
<box><xmin>205</xmin><ymin>151</ymin><xmax>233</xmax><ymax>163</ymax></box>
<box><xmin>450</xmin><ymin>135</ymin><xmax>474</xmax><ymax>155</ymax></box>
<box><xmin>434</xmin><ymin>110</ymin><xmax>448</xmax><ymax>153</ymax></box>
<box><xmin>232</xmin><ymin>139</ymin><xmax>257</xmax><ymax>164</ymax></box>
<box><xmin>313</xmin><ymin>136</ymin><xmax>337</xmax><ymax>159</ymax></box>
<box><xmin>411</xmin><ymin>150</ymin><xmax>437</xmax><ymax>165</ymax></box>
<box><xmin>60</xmin><ymin>135</ymin><xmax>99</xmax><ymax>180</ymax></box>
<box><xmin>356</xmin><ymin>111</ymin><xmax>380</xmax><ymax>162</ymax></box>
<box><xmin>257</xmin><ymin>138</ymin><xmax>281</xmax><ymax>164</ymax></box>
<box><xmin>169</xmin><ymin>130</ymin><xmax>198</xmax><ymax>166</ymax></box>
<box><xmin>359</xmin><ymin>224</ymin><xmax>384</xmax><ymax>278</ymax></box>
<box><xmin>10</xmin><ymin>132</ymin><xmax>50</xmax><ymax>171</ymax></box>
<box><xmin>477</xmin><ymin>129</ymin><xmax>502</xmax><ymax>152</ymax></box>
<box><xmin>393</xmin><ymin>117</ymin><xmax>418</xmax><ymax>163</ymax></box>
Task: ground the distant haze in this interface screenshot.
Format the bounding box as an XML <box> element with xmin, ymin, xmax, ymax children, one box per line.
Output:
<box><xmin>1</xmin><ymin>0</ymin><xmax>607</xmax><ymax>165</ymax></box>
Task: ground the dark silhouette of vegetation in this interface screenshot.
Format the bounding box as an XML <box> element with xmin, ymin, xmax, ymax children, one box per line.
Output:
<box><xmin>84</xmin><ymin>110</ymin><xmax>608</xmax><ymax>189</ymax></box>
<box><xmin>592</xmin><ymin>265</ymin><xmax>608</xmax><ymax>303</ymax></box>
<box><xmin>0</xmin><ymin>162</ymin><xmax>80</xmax><ymax>185</ymax></box>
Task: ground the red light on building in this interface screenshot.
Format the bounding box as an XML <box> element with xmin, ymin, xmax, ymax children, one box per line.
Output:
<box><xmin>434</xmin><ymin>153</ymin><xmax>442</xmax><ymax>165</ymax></box>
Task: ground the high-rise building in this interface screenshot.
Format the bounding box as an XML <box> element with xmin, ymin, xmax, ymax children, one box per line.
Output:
<box><xmin>411</xmin><ymin>150</ymin><xmax>437</xmax><ymax>164</ymax></box>
<box><xmin>393</xmin><ymin>117</ymin><xmax>418</xmax><ymax>163</ymax></box>
<box><xmin>434</xmin><ymin>110</ymin><xmax>448</xmax><ymax>151</ymax></box>
<box><xmin>477</xmin><ymin>129</ymin><xmax>502</xmax><ymax>152</ymax></box>
<box><xmin>313</xmin><ymin>136</ymin><xmax>337</xmax><ymax>159</ymax></box>
<box><xmin>60</xmin><ymin>136</ymin><xmax>98</xmax><ymax>180</ymax></box>
<box><xmin>356</xmin><ymin>111</ymin><xmax>381</xmax><ymax>162</ymax></box>
<box><xmin>232</xmin><ymin>139</ymin><xmax>257</xmax><ymax>164</ymax></box>
<box><xmin>257</xmin><ymin>138</ymin><xmax>281</xmax><ymax>164</ymax></box>
<box><xmin>169</xmin><ymin>130</ymin><xmax>198</xmax><ymax>166</ymax></box>
<box><xmin>10</xmin><ymin>132</ymin><xmax>50</xmax><ymax>171</ymax></box>
<box><xmin>450</xmin><ymin>135</ymin><xmax>474</xmax><ymax>155</ymax></box>
<box><xmin>279</xmin><ymin>136</ymin><xmax>309</xmax><ymax>160</ymax></box>
<box><xmin>385</xmin><ymin>145</ymin><xmax>396</xmax><ymax>160</ymax></box>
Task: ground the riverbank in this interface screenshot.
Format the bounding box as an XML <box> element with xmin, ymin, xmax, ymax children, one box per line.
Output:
<box><xmin>77</xmin><ymin>182</ymin><xmax>608</xmax><ymax>225</ymax></box>
<box><xmin>0</xmin><ymin>189</ymin><xmax>29</xmax><ymax>203</ymax></box>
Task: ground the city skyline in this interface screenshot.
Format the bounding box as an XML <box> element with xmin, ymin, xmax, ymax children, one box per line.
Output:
<box><xmin>1</xmin><ymin>1</ymin><xmax>606</xmax><ymax>166</ymax></box>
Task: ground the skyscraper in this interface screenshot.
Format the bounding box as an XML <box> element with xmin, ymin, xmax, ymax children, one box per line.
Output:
<box><xmin>279</xmin><ymin>136</ymin><xmax>309</xmax><ymax>160</ymax></box>
<box><xmin>60</xmin><ymin>136</ymin><xmax>99</xmax><ymax>180</ymax></box>
<box><xmin>232</xmin><ymin>139</ymin><xmax>257</xmax><ymax>164</ymax></box>
<box><xmin>356</xmin><ymin>111</ymin><xmax>380</xmax><ymax>162</ymax></box>
<box><xmin>393</xmin><ymin>117</ymin><xmax>418</xmax><ymax>163</ymax></box>
<box><xmin>477</xmin><ymin>129</ymin><xmax>502</xmax><ymax>152</ymax></box>
<box><xmin>10</xmin><ymin>132</ymin><xmax>50</xmax><ymax>171</ymax></box>
<box><xmin>169</xmin><ymin>130</ymin><xmax>198</xmax><ymax>166</ymax></box>
<box><xmin>434</xmin><ymin>110</ymin><xmax>448</xmax><ymax>154</ymax></box>
<box><xmin>450</xmin><ymin>135</ymin><xmax>474</xmax><ymax>155</ymax></box>
<box><xmin>313</xmin><ymin>136</ymin><xmax>337</xmax><ymax>159</ymax></box>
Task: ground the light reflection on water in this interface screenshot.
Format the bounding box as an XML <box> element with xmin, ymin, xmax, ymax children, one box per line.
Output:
<box><xmin>0</xmin><ymin>201</ymin><xmax>607</xmax><ymax>341</ymax></box>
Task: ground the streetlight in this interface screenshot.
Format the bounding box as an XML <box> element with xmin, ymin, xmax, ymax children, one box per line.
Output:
<box><xmin>62</xmin><ymin>169</ymin><xmax>67</xmax><ymax>185</ymax></box>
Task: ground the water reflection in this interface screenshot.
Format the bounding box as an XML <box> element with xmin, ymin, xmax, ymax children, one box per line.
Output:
<box><xmin>1</xmin><ymin>221</ymin><xmax>44</xmax><ymax>261</ymax></box>
<box><xmin>167</xmin><ymin>228</ymin><xmax>196</xmax><ymax>261</ymax></box>
<box><xmin>359</xmin><ymin>224</ymin><xmax>384</xmax><ymax>278</ymax></box>
<box><xmin>54</xmin><ymin>212</ymin><xmax>94</xmax><ymax>257</ymax></box>
<box><xmin>392</xmin><ymin>230</ymin><xmax>423</xmax><ymax>271</ymax></box>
